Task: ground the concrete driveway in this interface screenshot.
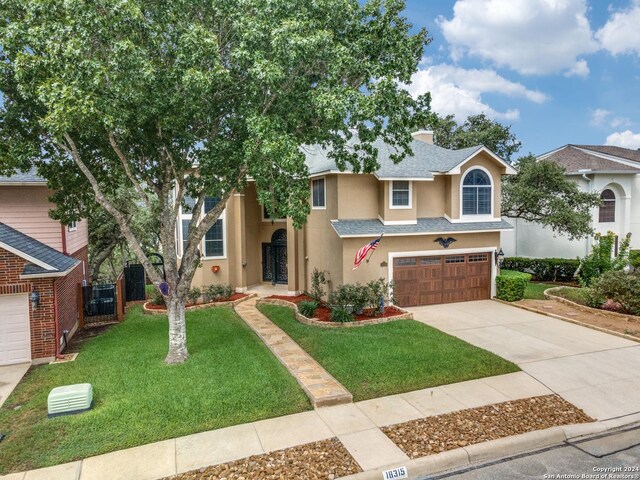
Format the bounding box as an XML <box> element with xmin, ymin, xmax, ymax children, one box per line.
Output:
<box><xmin>409</xmin><ymin>300</ymin><xmax>640</xmax><ymax>422</ymax></box>
<box><xmin>0</xmin><ymin>362</ymin><xmax>30</xmax><ymax>408</ymax></box>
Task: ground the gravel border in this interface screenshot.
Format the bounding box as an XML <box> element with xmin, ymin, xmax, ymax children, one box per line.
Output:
<box><xmin>382</xmin><ymin>395</ymin><xmax>593</xmax><ymax>459</ymax></box>
<box><xmin>164</xmin><ymin>438</ymin><xmax>361</xmax><ymax>480</ymax></box>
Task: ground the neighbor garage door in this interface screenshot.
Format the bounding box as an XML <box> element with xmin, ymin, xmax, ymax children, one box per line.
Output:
<box><xmin>0</xmin><ymin>294</ymin><xmax>31</xmax><ymax>365</ymax></box>
<box><xmin>393</xmin><ymin>253</ymin><xmax>491</xmax><ymax>307</ymax></box>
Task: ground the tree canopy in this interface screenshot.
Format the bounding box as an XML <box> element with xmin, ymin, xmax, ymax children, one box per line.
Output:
<box><xmin>0</xmin><ymin>0</ymin><xmax>431</xmax><ymax>363</ymax></box>
<box><xmin>429</xmin><ymin>113</ymin><xmax>522</xmax><ymax>162</ymax></box>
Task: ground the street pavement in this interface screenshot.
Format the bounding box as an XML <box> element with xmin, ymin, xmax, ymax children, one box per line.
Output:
<box><xmin>420</xmin><ymin>425</ymin><xmax>640</xmax><ymax>480</ymax></box>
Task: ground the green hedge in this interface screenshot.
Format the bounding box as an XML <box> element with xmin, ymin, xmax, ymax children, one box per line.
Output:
<box><xmin>496</xmin><ymin>270</ymin><xmax>532</xmax><ymax>302</ymax></box>
<box><xmin>501</xmin><ymin>257</ymin><xmax>579</xmax><ymax>282</ymax></box>
<box><xmin>630</xmin><ymin>250</ymin><xmax>640</xmax><ymax>268</ymax></box>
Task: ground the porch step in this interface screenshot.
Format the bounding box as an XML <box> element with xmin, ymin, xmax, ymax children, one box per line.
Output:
<box><xmin>235</xmin><ymin>298</ymin><xmax>352</xmax><ymax>408</ymax></box>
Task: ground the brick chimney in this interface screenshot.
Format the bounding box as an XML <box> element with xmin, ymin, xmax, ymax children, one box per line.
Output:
<box><xmin>411</xmin><ymin>130</ymin><xmax>434</xmax><ymax>145</ymax></box>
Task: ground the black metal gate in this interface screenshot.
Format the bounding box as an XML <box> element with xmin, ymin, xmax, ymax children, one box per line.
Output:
<box><xmin>124</xmin><ymin>263</ymin><xmax>146</xmax><ymax>301</ymax></box>
<box><xmin>82</xmin><ymin>283</ymin><xmax>117</xmax><ymax>324</ymax></box>
<box><xmin>262</xmin><ymin>229</ymin><xmax>287</xmax><ymax>285</ymax></box>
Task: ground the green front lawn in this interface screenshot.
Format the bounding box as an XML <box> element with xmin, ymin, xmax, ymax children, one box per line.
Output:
<box><xmin>258</xmin><ymin>305</ymin><xmax>519</xmax><ymax>402</ymax></box>
<box><xmin>523</xmin><ymin>282</ymin><xmax>557</xmax><ymax>300</ymax></box>
<box><xmin>0</xmin><ymin>306</ymin><xmax>310</xmax><ymax>474</ymax></box>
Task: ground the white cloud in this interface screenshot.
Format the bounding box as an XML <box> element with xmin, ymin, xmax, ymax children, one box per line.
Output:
<box><xmin>596</xmin><ymin>0</ymin><xmax>640</xmax><ymax>56</ymax></box>
<box><xmin>404</xmin><ymin>63</ymin><xmax>548</xmax><ymax>121</ymax></box>
<box><xmin>590</xmin><ymin>109</ymin><xmax>631</xmax><ymax>128</ymax></box>
<box><xmin>438</xmin><ymin>0</ymin><xmax>596</xmax><ymax>75</ymax></box>
<box><xmin>605</xmin><ymin>130</ymin><xmax>640</xmax><ymax>149</ymax></box>
<box><xmin>564</xmin><ymin>59</ymin><xmax>590</xmax><ymax>77</ymax></box>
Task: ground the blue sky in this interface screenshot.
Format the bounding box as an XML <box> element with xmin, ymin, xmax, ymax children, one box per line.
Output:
<box><xmin>399</xmin><ymin>0</ymin><xmax>640</xmax><ymax>156</ymax></box>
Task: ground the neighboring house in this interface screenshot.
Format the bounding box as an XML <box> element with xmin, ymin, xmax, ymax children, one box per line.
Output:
<box><xmin>502</xmin><ymin>145</ymin><xmax>640</xmax><ymax>259</ymax></box>
<box><xmin>183</xmin><ymin>131</ymin><xmax>515</xmax><ymax>307</ymax></box>
<box><xmin>0</xmin><ymin>168</ymin><xmax>88</xmax><ymax>366</ymax></box>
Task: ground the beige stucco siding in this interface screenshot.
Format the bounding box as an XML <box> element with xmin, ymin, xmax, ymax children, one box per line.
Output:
<box><xmin>450</xmin><ymin>152</ymin><xmax>505</xmax><ymax>219</ymax></box>
<box><xmin>380</xmin><ymin>180</ymin><xmax>418</xmax><ymax>222</ymax></box>
<box><xmin>416</xmin><ymin>177</ymin><xmax>446</xmax><ymax>218</ymax></box>
<box><xmin>337</xmin><ymin>175</ymin><xmax>379</xmax><ymax>220</ymax></box>
<box><xmin>341</xmin><ymin>231</ymin><xmax>500</xmax><ymax>285</ymax></box>
<box><xmin>305</xmin><ymin>175</ymin><xmax>343</xmax><ymax>292</ymax></box>
<box><xmin>0</xmin><ymin>186</ymin><xmax>64</xmax><ymax>251</ymax></box>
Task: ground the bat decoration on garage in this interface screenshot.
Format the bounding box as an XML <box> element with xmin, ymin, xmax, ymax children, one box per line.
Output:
<box><xmin>435</xmin><ymin>237</ymin><xmax>457</xmax><ymax>248</ymax></box>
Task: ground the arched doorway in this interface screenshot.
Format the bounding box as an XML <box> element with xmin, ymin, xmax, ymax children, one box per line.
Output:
<box><xmin>262</xmin><ymin>229</ymin><xmax>288</xmax><ymax>285</ymax></box>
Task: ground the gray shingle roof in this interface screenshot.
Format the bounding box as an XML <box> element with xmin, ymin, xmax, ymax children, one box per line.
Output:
<box><xmin>0</xmin><ymin>167</ymin><xmax>46</xmax><ymax>184</ymax></box>
<box><xmin>302</xmin><ymin>139</ymin><xmax>484</xmax><ymax>179</ymax></box>
<box><xmin>0</xmin><ymin>222</ymin><xmax>79</xmax><ymax>275</ymax></box>
<box><xmin>331</xmin><ymin>217</ymin><xmax>513</xmax><ymax>238</ymax></box>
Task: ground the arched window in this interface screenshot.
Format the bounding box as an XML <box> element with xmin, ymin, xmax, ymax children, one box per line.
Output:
<box><xmin>599</xmin><ymin>189</ymin><xmax>616</xmax><ymax>223</ymax></box>
<box><xmin>462</xmin><ymin>169</ymin><xmax>492</xmax><ymax>215</ymax></box>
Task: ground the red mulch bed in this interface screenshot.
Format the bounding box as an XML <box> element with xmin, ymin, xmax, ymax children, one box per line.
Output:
<box><xmin>145</xmin><ymin>293</ymin><xmax>248</xmax><ymax>311</ymax></box>
<box><xmin>266</xmin><ymin>294</ymin><xmax>405</xmax><ymax>323</ymax></box>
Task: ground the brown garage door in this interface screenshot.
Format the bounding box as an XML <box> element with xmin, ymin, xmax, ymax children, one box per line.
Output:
<box><xmin>393</xmin><ymin>253</ymin><xmax>491</xmax><ymax>307</ymax></box>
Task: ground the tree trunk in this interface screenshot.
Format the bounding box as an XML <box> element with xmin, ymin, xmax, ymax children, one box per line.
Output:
<box><xmin>165</xmin><ymin>295</ymin><xmax>189</xmax><ymax>364</ymax></box>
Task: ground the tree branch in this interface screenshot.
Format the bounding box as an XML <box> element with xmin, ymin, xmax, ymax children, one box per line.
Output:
<box><xmin>108</xmin><ymin>132</ymin><xmax>151</xmax><ymax>208</ymax></box>
<box><xmin>60</xmin><ymin>133</ymin><xmax>164</xmax><ymax>286</ymax></box>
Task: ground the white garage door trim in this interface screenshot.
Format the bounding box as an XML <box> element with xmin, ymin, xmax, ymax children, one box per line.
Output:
<box><xmin>388</xmin><ymin>247</ymin><xmax>498</xmax><ymax>300</ymax></box>
<box><xmin>0</xmin><ymin>294</ymin><xmax>31</xmax><ymax>366</ymax></box>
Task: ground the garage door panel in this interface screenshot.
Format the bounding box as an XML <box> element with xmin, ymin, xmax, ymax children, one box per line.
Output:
<box><xmin>393</xmin><ymin>252</ymin><xmax>491</xmax><ymax>307</ymax></box>
<box><xmin>0</xmin><ymin>294</ymin><xmax>31</xmax><ymax>365</ymax></box>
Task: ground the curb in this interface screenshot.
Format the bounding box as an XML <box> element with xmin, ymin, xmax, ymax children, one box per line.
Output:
<box><xmin>338</xmin><ymin>421</ymin><xmax>616</xmax><ymax>480</ymax></box>
<box><xmin>142</xmin><ymin>293</ymin><xmax>257</xmax><ymax>315</ymax></box>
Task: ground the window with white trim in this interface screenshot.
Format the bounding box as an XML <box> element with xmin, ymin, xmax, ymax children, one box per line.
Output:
<box><xmin>462</xmin><ymin>170</ymin><xmax>491</xmax><ymax>215</ymax></box>
<box><xmin>68</xmin><ymin>221</ymin><xmax>77</xmax><ymax>232</ymax></box>
<box><xmin>179</xmin><ymin>195</ymin><xmax>225</xmax><ymax>258</ymax></box>
<box><xmin>391</xmin><ymin>181</ymin><xmax>411</xmax><ymax>208</ymax></box>
<box><xmin>312</xmin><ymin>178</ymin><xmax>326</xmax><ymax>208</ymax></box>
<box><xmin>599</xmin><ymin>189</ymin><xmax>615</xmax><ymax>223</ymax></box>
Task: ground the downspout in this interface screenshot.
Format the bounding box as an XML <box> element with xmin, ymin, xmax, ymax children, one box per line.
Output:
<box><xmin>53</xmin><ymin>278</ymin><xmax>64</xmax><ymax>359</ymax></box>
<box><xmin>60</xmin><ymin>224</ymin><xmax>68</xmax><ymax>255</ymax></box>
<box><xmin>581</xmin><ymin>172</ymin><xmax>593</xmax><ymax>255</ymax></box>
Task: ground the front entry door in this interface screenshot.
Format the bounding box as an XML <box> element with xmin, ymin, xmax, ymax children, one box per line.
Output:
<box><xmin>262</xmin><ymin>229</ymin><xmax>288</xmax><ymax>284</ymax></box>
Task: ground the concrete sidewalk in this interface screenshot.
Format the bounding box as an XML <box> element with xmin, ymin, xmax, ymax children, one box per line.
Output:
<box><xmin>0</xmin><ymin>371</ymin><xmax>558</xmax><ymax>480</ymax></box>
<box><xmin>0</xmin><ymin>363</ymin><xmax>30</xmax><ymax>409</ymax></box>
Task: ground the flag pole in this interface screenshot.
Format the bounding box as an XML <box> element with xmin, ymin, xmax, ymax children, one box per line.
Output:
<box><xmin>365</xmin><ymin>232</ymin><xmax>384</xmax><ymax>263</ymax></box>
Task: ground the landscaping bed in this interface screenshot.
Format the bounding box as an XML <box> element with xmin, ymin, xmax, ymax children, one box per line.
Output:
<box><xmin>264</xmin><ymin>294</ymin><xmax>411</xmax><ymax>326</ymax></box>
<box><xmin>258</xmin><ymin>304</ymin><xmax>519</xmax><ymax>401</ymax></box>
<box><xmin>144</xmin><ymin>293</ymin><xmax>251</xmax><ymax>314</ymax></box>
<box><xmin>165</xmin><ymin>438</ymin><xmax>361</xmax><ymax>480</ymax></box>
<box><xmin>382</xmin><ymin>395</ymin><xmax>593</xmax><ymax>458</ymax></box>
<box><xmin>0</xmin><ymin>306</ymin><xmax>310</xmax><ymax>474</ymax></box>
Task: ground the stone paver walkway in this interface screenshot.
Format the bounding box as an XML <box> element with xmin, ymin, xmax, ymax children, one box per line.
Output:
<box><xmin>234</xmin><ymin>297</ymin><xmax>352</xmax><ymax>407</ymax></box>
<box><xmin>1</xmin><ymin>372</ymin><xmax>563</xmax><ymax>480</ymax></box>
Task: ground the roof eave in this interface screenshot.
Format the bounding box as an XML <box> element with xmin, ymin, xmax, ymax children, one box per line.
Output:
<box><xmin>334</xmin><ymin>227</ymin><xmax>512</xmax><ymax>238</ymax></box>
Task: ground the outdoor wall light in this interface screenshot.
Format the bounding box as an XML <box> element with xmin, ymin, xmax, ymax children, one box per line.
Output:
<box><xmin>242</xmin><ymin>261</ymin><xmax>247</xmax><ymax>268</ymax></box>
<box><xmin>495</xmin><ymin>248</ymin><xmax>505</xmax><ymax>266</ymax></box>
<box><xmin>211</xmin><ymin>265</ymin><xmax>221</xmax><ymax>273</ymax></box>
<box><xmin>30</xmin><ymin>288</ymin><xmax>40</xmax><ymax>310</ymax></box>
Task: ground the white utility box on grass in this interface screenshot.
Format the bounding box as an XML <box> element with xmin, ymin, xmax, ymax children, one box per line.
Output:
<box><xmin>48</xmin><ymin>383</ymin><xmax>93</xmax><ymax>418</ymax></box>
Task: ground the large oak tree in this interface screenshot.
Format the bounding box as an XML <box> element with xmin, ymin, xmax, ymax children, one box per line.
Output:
<box><xmin>0</xmin><ymin>0</ymin><xmax>431</xmax><ymax>363</ymax></box>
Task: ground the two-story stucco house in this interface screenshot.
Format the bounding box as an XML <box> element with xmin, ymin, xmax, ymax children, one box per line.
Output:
<box><xmin>0</xmin><ymin>168</ymin><xmax>88</xmax><ymax>365</ymax></box>
<box><xmin>502</xmin><ymin>145</ymin><xmax>640</xmax><ymax>259</ymax></box>
<box><xmin>183</xmin><ymin>131</ymin><xmax>515</xmax><ymax>307</ymax></box>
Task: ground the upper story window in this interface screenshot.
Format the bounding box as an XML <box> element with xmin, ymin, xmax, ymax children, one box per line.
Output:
<box><xmin>179</xmin><ymin>195</ymin><xmax>225</xmax><ymax>258</ymax></box>
<box><xmin>67</xmin><ymin>221</ymin><xmax>77</xmax><ymax>232</ymax></box>
<box><xmin>390</xmin><ymin>180</ymin><xmax>411</xmax><ymax>208</ymax></box>
<box><xmin>462</xmin><ymin>169</ymin><xmax>492</xmax><ymax>216</ymax></box>
<box><xmin>312</xmin><ymin>178</ymin><xmax>326</xmax><ymax>209</ymax></box>
<box><xmin>599</xmin><ymin>189</ymin><xmax>615</xmax><ymax>223</ymax></box>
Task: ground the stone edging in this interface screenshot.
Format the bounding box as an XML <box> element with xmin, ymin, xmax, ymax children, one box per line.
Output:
<box><xmin>339</xmin><ymin>421</ymin><xmax>623</xmax><ymax>480</ymax></box>
<box><xmin>544</xmin><ymin>286</ymin><xmax>640</xmax><ymax>322</ymax></box>
<box><xmin>142</xmin><ymin>293</ymin><xmax>257</xmax><ymax>315</ymax></box>
<box><xmin>256</xmin><ymin>298</ymin><xmax>413</xmax><ymax>328</ymax></box>
<box><xmin>494</xmin><ymin>298</ymin><xmax>640</xmax><ymax>343</ymax></box>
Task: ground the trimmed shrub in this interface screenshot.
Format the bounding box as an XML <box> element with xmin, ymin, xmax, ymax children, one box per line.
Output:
<box><xmin>205</xmin><ymin>283</ymin><xmax>235</xmax><ymax>301</ymax></box>
<box><xmin>149</xmin><ymin>288</ymin><xmax>165</xmax><ymax>306</ymax></box>
<box><xmin>298</xmin><ymin>300</ymin><xmax>318</xmax><ymax>318</ymax></box>
<box><xmin>630</xmin><ymin>250</ymin><xmax>640</xmax><ymax>269</ymax></box>
<box><xmin>328</xmin><ymin>278</ymin><xmax>393</xmax><ymax>316</ymax></box>
<box><xmin>330</xmin><ymin>306</ymin><xmax>353</xmax><ymax>323</ymax></box>
<box><xmin>591</xmin><ymin>270</ymin><xmax>640</xmax><ymax>315</ymax></box>
<box><xmin>187</xmin><ymin>287</ymin><xmax>201</xmax><ymax>305</ymax></box>
<box><xmin>496</xmin><ymin>270</ymin><xmax>532</xmax><ymax>302</ymax></box>
<box><xmin>309</xmin><ymin>268</ymin><xmax>328</xmax><ymax>302</ymax></box>
<box><xmin>501</xmin><ymin>257</ymin><xmax>579</xmax><ymax>282</ymax></box>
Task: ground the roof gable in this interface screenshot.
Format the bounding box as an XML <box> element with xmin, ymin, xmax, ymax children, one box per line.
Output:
<box><xmin>0</xmin><ymin>222</ymin><xmax>79</xmax><ymax>275</ymax></box>
<box><xmin>539</xmin><ymin>145</ymin><xmax>640</xmax><ymax>174</ymax></box>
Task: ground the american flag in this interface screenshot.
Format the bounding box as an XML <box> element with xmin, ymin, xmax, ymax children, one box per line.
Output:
<box><xmin>352</xmin><ymin>234</ymin><xmax>383</xmax><ymax>270</ymax></box>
